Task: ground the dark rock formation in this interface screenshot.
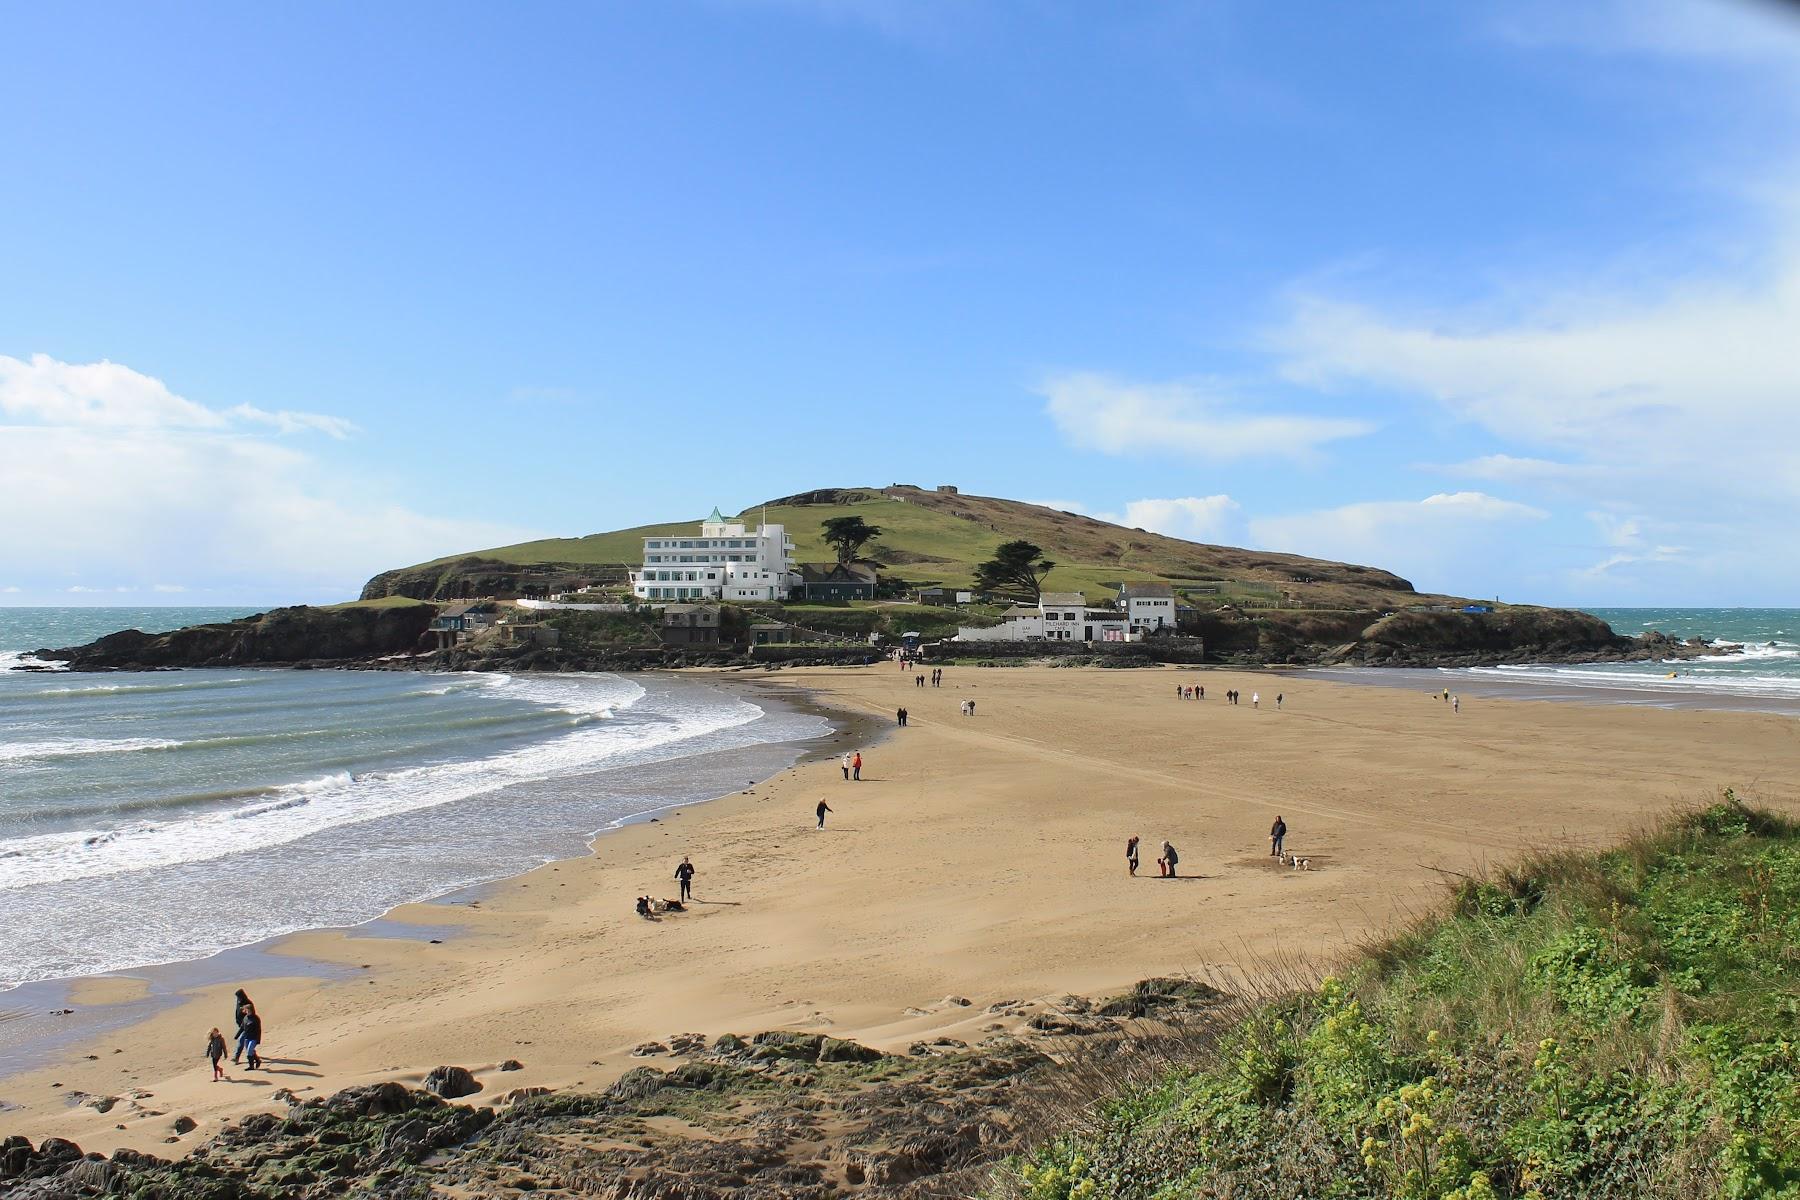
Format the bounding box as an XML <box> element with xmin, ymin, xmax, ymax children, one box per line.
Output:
<box><xmin>422</xmin><ymin>1066</ymin><xmax>482</xmax><ymax>1099</ymax></box>
<box><xmin>37</xmin><ymin>604</ymin><xmax>439</xmax><ymax>671</ymax></box>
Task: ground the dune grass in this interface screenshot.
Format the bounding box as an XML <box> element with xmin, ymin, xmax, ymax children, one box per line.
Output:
<box><xmin>999</xmin><ymin>794</ymin><xmax>1800</xmax><ymax>1199</ymax></box>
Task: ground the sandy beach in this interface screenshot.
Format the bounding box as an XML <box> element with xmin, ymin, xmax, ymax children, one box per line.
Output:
<box><xmin>4</xmin><ymin>663</ymin><xmax>1797</xmax><ymax>1155</ymax></box>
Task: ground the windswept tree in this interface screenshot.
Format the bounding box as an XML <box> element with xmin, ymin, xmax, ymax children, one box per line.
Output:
<box><xmin>974</xmin><ymin>540</ymin><xmax>1057</xmax><ymax>600</ymax></box>
<box><xmin>821</xmin><ymin>515</ymin><xmax>882</xmax><ymax>564</ymax></box>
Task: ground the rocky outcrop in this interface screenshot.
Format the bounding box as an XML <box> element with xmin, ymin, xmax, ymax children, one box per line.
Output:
<box><xmin>36</xmin><ymin>603</ymin><xmax>439</xmax><ymax>670</ymax></box>
<box><xmin>1185</xmin><ymin>605</ymin><xmax>1725</xmax><ymax>669</ymax></box>
<box><xmin>361</xmin><ymin>558</ymin><xmax>626</xmax><ymax>602</ymax></box>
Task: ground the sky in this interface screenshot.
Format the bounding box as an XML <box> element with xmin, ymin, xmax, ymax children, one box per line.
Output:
<box><xmin>3</xmin><ymin>0</ymin><xmax>1798</xmax><ymax>607</ymax></box>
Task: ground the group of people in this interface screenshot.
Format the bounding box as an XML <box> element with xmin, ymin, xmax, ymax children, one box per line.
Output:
<box><xmin>840</xmin><ymin>751</ymin><xmax>864</xmax><ymax>780</ymax></box>
<box><xmin>636</xmin><ymin>856</ymin><xmax>698</xmax><ymax>917</ymax></box>
<box><xmin>1126</xmin><ymin>835</ymin><xmax>1182</xmax><ymax>878</ymax></box>
<box><xmin>895</xmin><ymin>707</ymin><xmax>910</xmax><ymax>725</ymax></box>
<box><xmin>1173</xmin><ymin>684</ymin><xmax>1283</xmax><ymax>710</ymax></box>
<box><xmin>206</xmin><ymin>989</ymin><xmax>263</xmax><ymax>1079</ymax></box>
<box><xmin>959</xmin><ymin>699</ymin><xmax>977</xmax><ymax>717</ymax></box>
<box><xmin>1439</xmin><ymin>688</ymin><xmax>1461</xmax><ymax>713</ymax></box>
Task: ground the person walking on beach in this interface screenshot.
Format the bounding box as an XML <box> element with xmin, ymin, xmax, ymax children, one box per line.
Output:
<box><xmin>1199</xmin><ymin>685</ymin><xmax>1204</xmax><ymax>700</ymax></box>
<box><xmin>896</xmin><ymin>707</ymin><xmax>905</xmax><ymax>726</ymax></box>
<box><xmin>1126</xmin><ymin>835</ymin><xmax>1140</xmax><ymax>877</ymax></box>
<box><xmin>239</xmin><ymin>1006</ymin><xmax>263</xmax><ymax>1070</ymax></box>
<box><xmin>1161</xmin><ymin>840</ymin><xmax>1180</xmax><ymax>878</ymax></box>
<box><xmin>231</xmin><ymin>989</ymin><xmax>255</xmax><ymax>1064</ymax></box>
<box><xmin>206</xmin><ymin>1027</ymin><xmax>228</xmax><ymax>1081</ymax></box>
<box><xmin>1453</xmin><ymin>695</ymin><xmax>1460</xmax><ymax>714</ymax></box>
<box><xmin>675</xmin><ymin>856</ymin><xmax>695</xmax><ymax>901</ymax></box>
<box><xmin>851</xmin><ymin>751</ymin><xmax>863</xmax><ymax>781</ymax></box>
<box><xmin>816</xmin><ymin>799</ymin><xmax>832</xmax><ymax>829</ymax></box>
<box><xmin>1270</xmin><ymin>816</ymin><xmax>1287</xmax><ymax>858</ymax></box>
<box><xmin>1252</xmin><ymin>692</ymin><xmax>1260</xmax><ymax>709</ymax></box>
<box><xmin>840</xmin><ymin>752</ymin><xmax>851</xmax><ymax>781</ymax></box>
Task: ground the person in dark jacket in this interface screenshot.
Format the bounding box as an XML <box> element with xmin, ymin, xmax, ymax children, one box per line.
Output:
<box><xmin>206</xmin><ymin>1028</ymin><xmax>228</xmax><ymax>1081</ymax></box>
<box><xmin>1270</xmin><ymin>816</ymin><xmax>1287</xmax><ymax>858</ymax></box>
<box><xmin>675</xmin><ymin>857</ymin><xmax>696</xmax><ymax>901</ymax></box>
<box><xmin>231</xmin><ymin>989</ymin><xmax>255</xmax><ymax>1064</ymax></box>
<box><xmin>816</xmin><ymin>799</ymin><xmax>832</xmax><ymax>829</ymax></box>
<box><xmin>239</xmin><ymin>1007</ymin><xmax>263</xmax><ymax>1070</ymax></box>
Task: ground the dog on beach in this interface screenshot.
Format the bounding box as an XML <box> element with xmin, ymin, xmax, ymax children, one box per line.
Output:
<box><xmin>1283</xmin><ymin>853</ymin><xmax>1312</xmax><ymax>871</ymax></box>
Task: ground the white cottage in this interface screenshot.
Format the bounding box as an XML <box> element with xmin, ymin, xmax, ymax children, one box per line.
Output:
<box><xmin>1118</xmin><ymin>581</ymin><xmax>1177</xmax><ymax>634</ymax></box>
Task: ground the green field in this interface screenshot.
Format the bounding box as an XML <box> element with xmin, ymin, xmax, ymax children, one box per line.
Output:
<box><xmin>383</xmin><ymin>485</ymin><xmax>1437</xmax><ymax>609</ymax></box>
<box><xmin>1002</xmin><ymin>796</ymin><xmax>1800</xmax><ymax>1200</ymax></box>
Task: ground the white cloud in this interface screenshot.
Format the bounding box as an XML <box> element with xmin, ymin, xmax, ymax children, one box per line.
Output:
<box><xmin>1250</xmin><ymin>492</ymin><xmax>1547</xmax><ymax>592</ymax></box>
<box><xmin>1270</xmin><ymin>229</ymin><xmax>1800</xmax><ymax>598</ymax></box>
<box><xmin>1040</xmin><ymin>371</ymin><xmax>1373</xmax><ymax>462</ymax></box>
<box><xmin>0</xmin><ymin>356</ymin><xmax>541</xmax><ymax>601</ymax></box>
<box><xmin>227</xmin><ymin>404</ymin><xmax>358</xmax><ymax>440</ymax></box>
<box><xmin>1031</xmin><ymin>494</ymin><xmax>1244</xmax><ymax>545</ymax></box>
<box><xmin>0</xmin><ymin>354</ymin><xmax>354</xmax><ymax>439</ymax></box>
<box><xmin>1118</xmin><ymin>495</ymin><xmax>1243</xmax><ymax>543</ymax></box>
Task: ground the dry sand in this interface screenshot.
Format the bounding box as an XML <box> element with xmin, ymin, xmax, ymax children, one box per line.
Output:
<box><xmin>5</xmin><ymin>664</ymin><xmax>1797</xmax><ymax>1153</ymax></box>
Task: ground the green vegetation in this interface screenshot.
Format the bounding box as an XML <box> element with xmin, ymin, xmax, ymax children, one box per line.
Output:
<box><xmin>321</xmin><ymin>596</ymin><xmax>435</xmax><ymax>611</ymax></box>
<box><xmin>976</xmin><ymin>539</ymin><xmax>1058</xmax><ymax>601</ymax></box>
<box><xmin>821</xmin><ymin>514</ymin><xmax>883</xmax><ymax>563</ymax></box>
<box><xmin>374</xmin><ymin>485</ymin><xmax>1433</xmax><ymax>610</ymax></box>
<box><xmin>1004</xmin><ymin>796</ymin><xmax>1800</xmax><ymax>1199</ymax></box>
<box><xmin>541</xmin><ymin>609</ymin><xmax>661</xmax><ymax>649</ymax></box>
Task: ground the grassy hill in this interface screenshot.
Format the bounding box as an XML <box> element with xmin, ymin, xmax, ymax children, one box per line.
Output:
<box><xmin>998</xmin><ymin>796</ymin><xmax>1800</xmax><ymax>1200</ymax></box>
<box><xmin>362</xmin><ymin>484</ymin><xmax>1454</xmax><ymax>610</ymax></box>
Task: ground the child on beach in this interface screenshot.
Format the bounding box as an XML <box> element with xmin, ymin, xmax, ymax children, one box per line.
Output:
<box><xmin>1127</xmin><ymin>835</ymin><xmax>1140</xmax><ymax>876</ymax></box>
<box><xmin>206</xmin><ymin>1027</ymin><xmax>228</xmax><ymax>1080</ymax></box>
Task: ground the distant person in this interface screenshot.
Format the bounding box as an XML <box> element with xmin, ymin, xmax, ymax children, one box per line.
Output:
<box><xmin>1199</xmin><ymin>685</ymin><xmax>1204</xmax><ymax>700</ymax></box>
<box><xmin>852</xmin><ymin>751</ymin><xmax>863</xmax><ymax>781</ymax></box>
<box><xmin>1175</xmin><ymin>684</ymin><xmax>1183</xmax><ymax>698</ymax></box>
<box><xmin>205</xmin><ymin>1027</ymin><xmax>228</xmax><ymax>1081</ymax></box>
<box><xmin>1276</xmin><ymin>693</ymin><xmax>1284</xmax><ymax>710</ymax></box>
<box><xmin>968</xmin><ymin>700</ymin><xmax>976</xmax><ymax>717</ymax></box>
<box><xmin>1126</xmin><ymin>835</ymin><xmax>1140</xmax><ymax>877</ymax></box>
<box><xmin>816</xmin><ymin>799</ymin><xmax>833</xmax><ymax>829</ymax></box>
<box><xmin>1453</xmin><ymin>695</ymin><xmax>1460</xmax><ymax>714</ymax></box>
<box><xmin>840</xmin><ymin>752</ymin><xmax>851</xmax><ymax>781</ymax></box>
<box><xmin>1252</xmin><ymin>692</ymin><xmax>1260</xmax><ymax>709</ymax></box>
<box><xmin>896</xmin><ymin>707</ymin><xmax>905</xmax><ymax>726</ymax></box>
<box><xmin>675</xmin><ymin>856</ymin><xmax>695</xmax><ymax>901</ymax></box>
<box><xmin>1270</xmin><ymin>816</ymin><xmax>1287</xmax><ymax>858</ymax></box>
<box><xmin>1443</xmin><ymin>688</ymin><xmax>1450</xmax><ymax>703</ymax></box>
<box><xmin>1161</xmin><ymin>840</ymin><xmax>1179</xmax><ymax>878</ymax></box>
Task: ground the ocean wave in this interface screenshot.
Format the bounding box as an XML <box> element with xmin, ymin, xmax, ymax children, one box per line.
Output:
<box><xmin>0</xmin><ymin>675</ymin><xmax>749</xmax><ymax>892</ymax></box>
<box><xmin>0</xmin><ymin>651</ymin><xmax>64</xmax><ymax>673</ymax></box>
<box><xmin>0</xmin><ymin>737</ymin><xmax>183</xmax><ymax>764</ymax></box>
<box><xmin>1466</xmin><ymin>663</ymin><xmax>1800</xmax><ymax>700</ymax></box>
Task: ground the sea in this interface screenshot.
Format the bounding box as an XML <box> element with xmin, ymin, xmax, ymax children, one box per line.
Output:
<box><xmin>0</xmin><ymin>608</ymin><xmax>831</xmax><ymax>991</ymax></box>
<box><xmin>1306</xmin><ymin>607</ymin><xmax>1800</xmax><ymax>710</ymax></box>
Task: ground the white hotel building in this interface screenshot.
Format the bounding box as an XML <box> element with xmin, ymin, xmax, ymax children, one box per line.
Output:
<box><xmin>629</xmin><ymin>508</ymin><xmax>799</xmax><ymax>602</ymax></box>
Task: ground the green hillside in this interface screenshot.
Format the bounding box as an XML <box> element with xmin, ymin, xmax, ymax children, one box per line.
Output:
<box><xmin>363</xmin><ymin>484</ymin><xmax>1455</xmax><ymax>609</ymax></box>
<box><xmin>1000</xmin><ymin>797</ymin><xmax>1799</xmax><ymax>1200</ymax></box>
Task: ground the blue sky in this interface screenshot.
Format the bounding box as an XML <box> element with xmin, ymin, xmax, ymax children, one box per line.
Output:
<box><xmin>3</xmin><ymin>0</ymin><xmax>1798</xmax><ymax>606</ymax></box>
